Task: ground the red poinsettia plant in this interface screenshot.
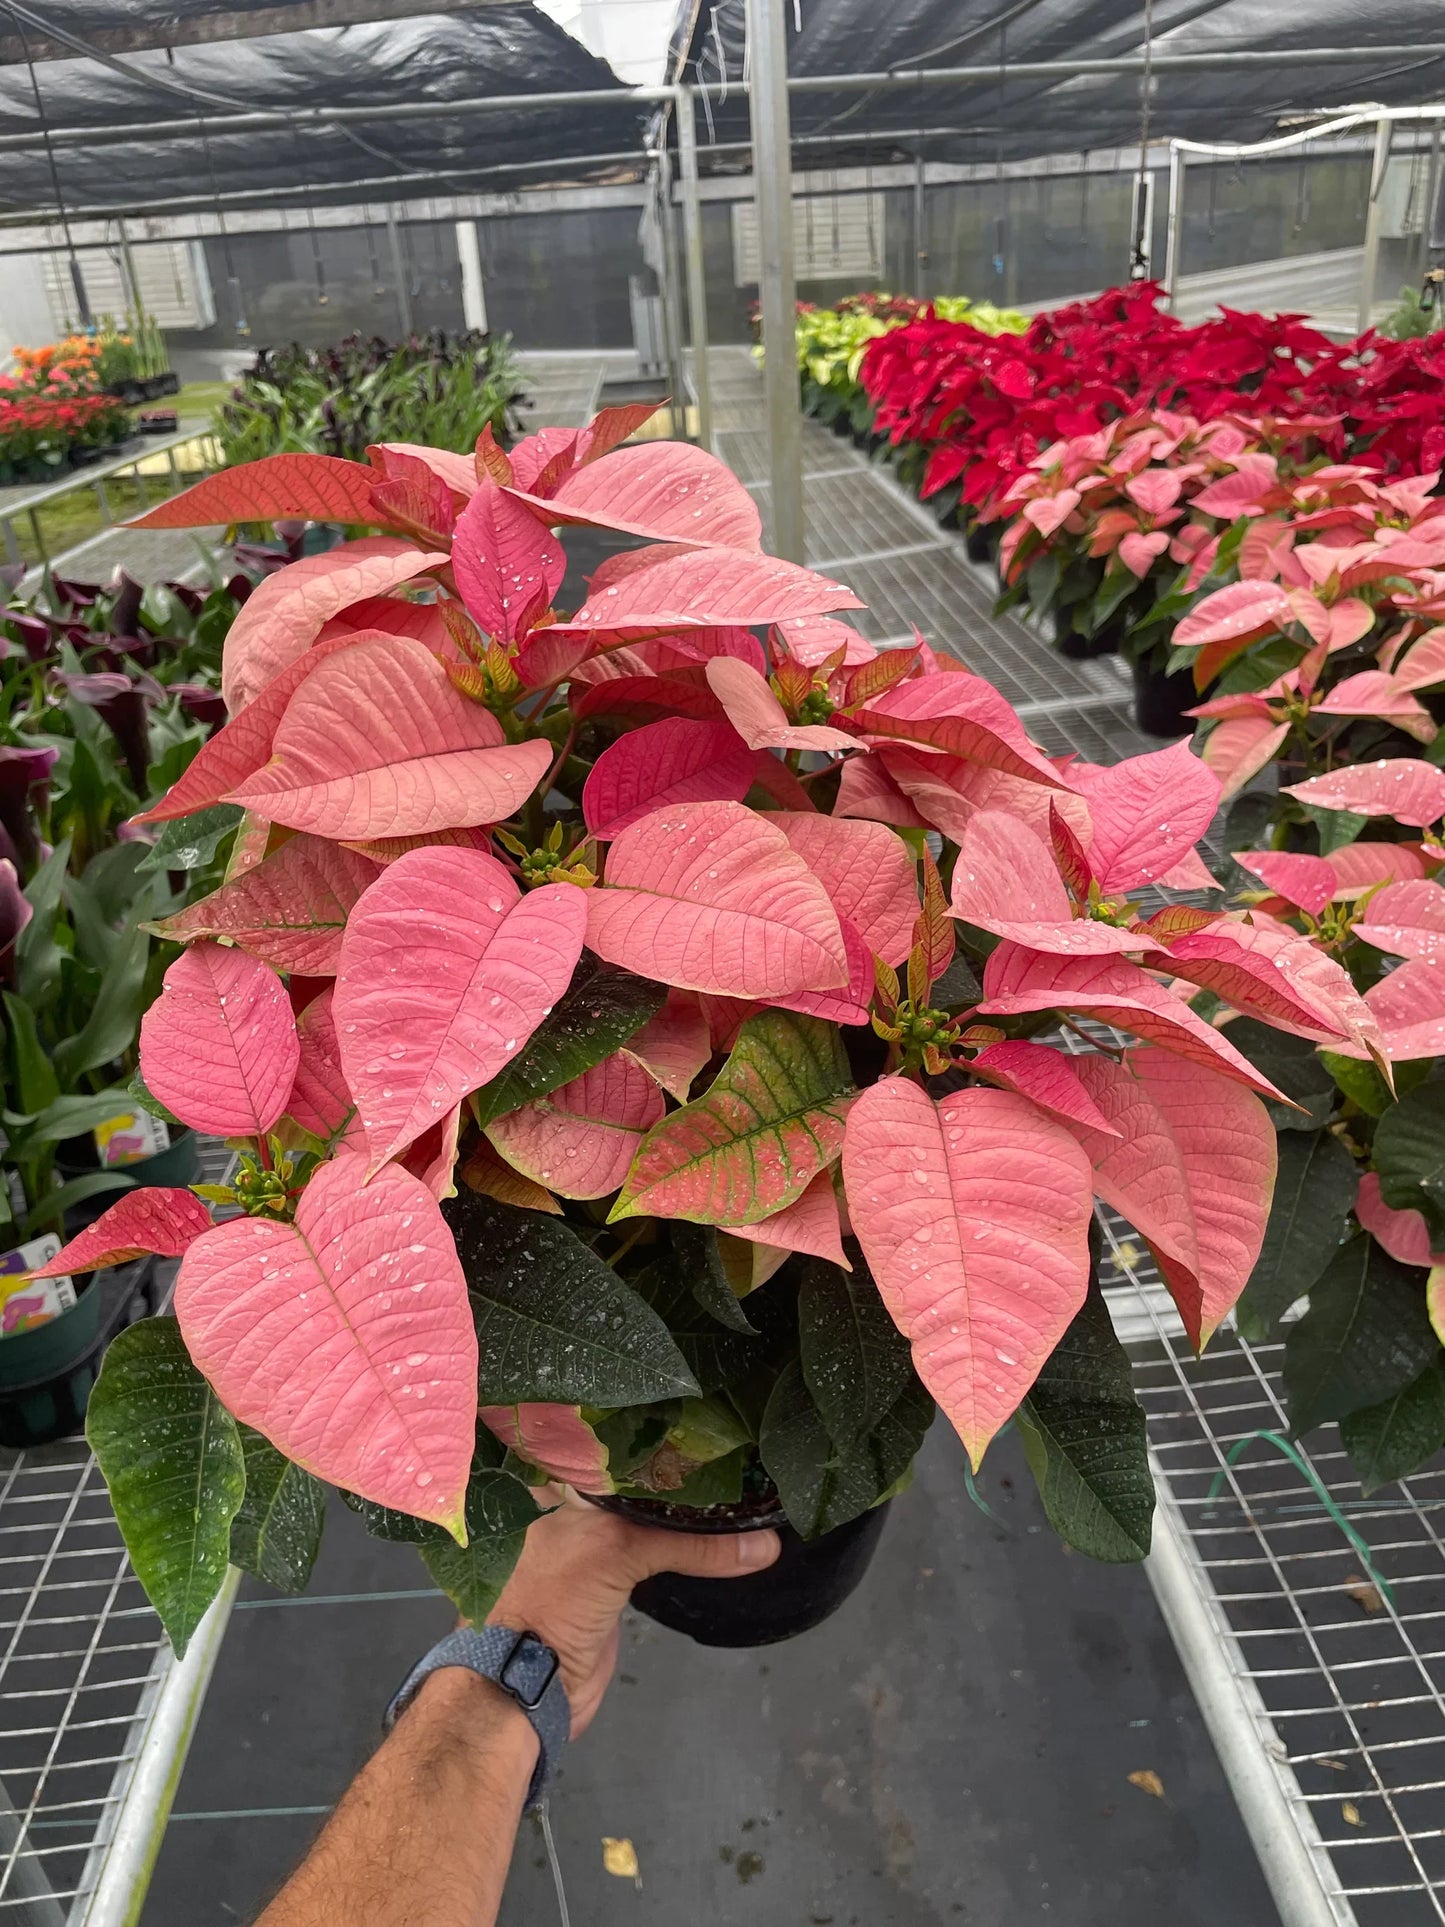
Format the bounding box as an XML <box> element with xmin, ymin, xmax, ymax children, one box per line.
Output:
<box><xmin>862</xmin><ymin>284</ymin><xmax>1445</xmax><ymax>536</ymax></box>
<box><xmin>32</xmin><ymin>409</ymin><xmax>1383</xmax><ymax>1650</ymax></box>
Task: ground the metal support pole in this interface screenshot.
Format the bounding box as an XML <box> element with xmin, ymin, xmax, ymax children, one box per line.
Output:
<box><xmin>115</xmin><ymin>215</ymin><xmax>143</xmax><ymax>318</ymax></box>
<box><xmin>385</xmin><ymin>209</ymin><xmax>413</xmax><ymax>338</ymax></box>
<box><xmin>746</xmin><ymin>0</ymin><xmax>804</xmax><ymax>563</ymax></box>
<box><xmin>1423</xmin><ymin>125</ymin><xmax>1444</xmax><ymax>332</ymax></box>
<box><xmin>675</xmin><ymin>87</ymin><xmax>713</xmax><ymax>454</ymax></box>
<box><xmin>455</xmin><ymin>218</ymin><xmax>488</xmax><ymax>331</ymax></box>
<box><xmin>656</xmin><ymin>147</ymin><xmax>688</xmax><ymax>437</ymax></box>
<box><xmin>913</xmin><ymin>153</ymin><xmax>928</xmax><ymax>299</ymax></box>
<box><xmin>1163</xmin><ymin>145</ymin><xmax>1185</xmax><ymax>303</ymax></box>
<box><xmin>1359</xmin><ymin>117</ymin><xmax>1392</xmax><ymax>334</ymax></box>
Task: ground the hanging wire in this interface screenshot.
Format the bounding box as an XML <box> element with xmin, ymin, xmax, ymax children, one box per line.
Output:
<box><xmin>1128</xmin><ymin>0</ymin><xmax>1156</xmax><ymax>279</ymax></box>
<box><xmin>992</xmin><ymin>22</ymin><xmax>1009</xmax><ymax>285</ymax></box>
<box><xmin>1293</xmin><ymin>138</ymin><xmax>1312</xmax><ymax>236</ymax></box>
<box><xmin>6</xmin><ymin>4</ymin><xmax>89</xmax><ymax>323</ymax></box>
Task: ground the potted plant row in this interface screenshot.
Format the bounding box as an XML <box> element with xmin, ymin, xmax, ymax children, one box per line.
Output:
<box><xmin>20</xmin><ymin>409</ymin><xmax>1385</xmax><ymax>1660</ymax></box>
<box><xmin>214</xmin><ymin>329</ymin><xmax>524</xmax><ymax>471</ymax></box>
<box><xmin>847</xmin><ymin>285</ymin><xmax>1445</xmax><ymax>714</ymax></box>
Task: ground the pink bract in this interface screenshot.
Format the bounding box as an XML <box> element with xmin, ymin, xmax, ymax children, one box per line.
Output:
<box><xmin>176</xmin><ymin>1154</ymin><xmax>476</xmax><ymax>1533</ymax></box>
<box><xmin>139</xmin><ymin>942</ymin><xmax>300</xmax><ymax>1138</ymax></box>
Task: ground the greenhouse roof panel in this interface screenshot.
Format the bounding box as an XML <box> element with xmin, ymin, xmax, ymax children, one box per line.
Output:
<box><xmin>0</xmin><ymin>3</ymin><xmax>647</xmax><ymax>217</ymax></box>
<box><xmin>673</xmin><ymin>0</ymin><xmax>1445</xmax><ymax>164</ymax></box>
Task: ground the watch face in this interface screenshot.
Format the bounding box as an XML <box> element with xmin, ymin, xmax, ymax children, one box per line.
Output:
<box><xmin>499</xmin><ymin>1631</ymin><xmax>561</xmax><ymax>1709</ymax></box>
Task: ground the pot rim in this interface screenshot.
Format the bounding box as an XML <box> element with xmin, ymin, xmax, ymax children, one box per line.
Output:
<box><xmin>584</xmin><ymin>1487</ymin><xmax>786</xmax><ymax>1536</ymax></box>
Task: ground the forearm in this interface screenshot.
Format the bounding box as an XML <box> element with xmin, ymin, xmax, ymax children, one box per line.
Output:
<box><xmin>254</xmin><ymin>1669</ymin><xmax>538</xmax><ymax>1927</ymax></box>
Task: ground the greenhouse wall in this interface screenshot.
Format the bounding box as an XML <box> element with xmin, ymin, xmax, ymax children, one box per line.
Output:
<box><xmin>99</xmin><ymin>141</ymin><xmax>1416</xmax><ymax>368</ymax></box>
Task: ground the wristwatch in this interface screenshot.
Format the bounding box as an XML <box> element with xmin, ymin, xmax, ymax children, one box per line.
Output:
<box><xmin>383</xmin><ymin>1626</ymin><xmax>570</xmax><ymax>1807</ymax></box>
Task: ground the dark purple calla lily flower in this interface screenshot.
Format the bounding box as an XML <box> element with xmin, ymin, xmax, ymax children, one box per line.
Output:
<box><xmin>6</xmin><ymin>614</ymin><xmax>54</xmax><ymax>664</ymax></box>
<box><xmin>50</xmin><ymin>577</ymin><xmax>98</xmax><ymax>612</ymax></box>
<box><xmin>0</xmin><ymin>745</ymin><xmax>57</xmax><ymax>875</ymax></box>
<box><xmin>106</xmin><ymin>570</ymin><xmax>144</xmax><ymax>638</ymax></box>
<box><xmin>171</xmin><ymin>681</ymin><xmax>228</xmax><ymax>730</ymax></box>
<box><xmin>58</xmin><ymin>672</ymin><xmax>152</xmax><ymax>793</ymax></box>
<box><xmin>163</xmin><ymin>581</ymin><xmax>205</xmax><ymax>617</ymax></box>
<box><xmin>0</xmin><ymin>858</ymin><xmax>32</xmax><ymax>988</ymax></box>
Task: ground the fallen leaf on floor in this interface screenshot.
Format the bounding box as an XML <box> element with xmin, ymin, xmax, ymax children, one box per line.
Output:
<box><xmin>602</xmin><ymin>1837</ymin><xmax>641</xmax><ymax>1883</ymax></box>
<box><xmin>1115</xmin><ymin>1241</ymin><xmax>1141</xmax><ymax>1268</ymax></box>
<box><xmin>1127</xmin><ymin>1770</ymin><xmax>1164</xmax><ymax>1799</ymax></box>
<box><xmin>1342</xmin><ymin>1803</ymin><xmax>1363</xmax><ymax>1828</ymax></box>
<box><xmin>1342</xmin><ymin>1574</ymin><xmax>1384</xmax><ymax>1614</ymax></box>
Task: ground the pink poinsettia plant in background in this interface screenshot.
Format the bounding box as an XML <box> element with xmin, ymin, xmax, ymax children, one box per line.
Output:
<box><xmin>33</xmin><ymin>409</ymin><xmax>1383</xmax><ymax>1649</ymax></box>
<box><xmin>1193</xmin><ymin>750</ymin><xmax>1445</xmax><ymax>1493</ymax></box>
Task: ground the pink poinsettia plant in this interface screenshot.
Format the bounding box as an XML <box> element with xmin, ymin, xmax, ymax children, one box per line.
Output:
<box><xmin>1182</xmin><ymin>715</ymin><xmax>1445</xmax><ymax>1487</ymax></box>
<box><xmin>35</xmin><ymin>410</ymin><xmax>1374</xmax><ymax>1649</ymax></box>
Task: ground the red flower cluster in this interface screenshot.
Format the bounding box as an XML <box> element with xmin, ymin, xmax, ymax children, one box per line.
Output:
<box><xmin>860</xmin><ymin>284</ymin><xmax>1445</xmax><ymax>519</ymax></box>
<box><xmin>0</xmin><ymin>390</ymin><xmax>125</xmax><ymax>467</ymax></box>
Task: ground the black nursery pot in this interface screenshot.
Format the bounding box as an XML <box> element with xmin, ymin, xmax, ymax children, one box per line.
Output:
<box><xmin>964</xmin><ymin>519</ymin><xmax>998</xmax><ymax>565</ymax></box>
<box><xmin>590</xmin><ymin>1489</ymin><xmax>892</xmax><ymax>1647</ymax></box>
<box><xmin>1131</xmin><ymin>654</ymin><xmax>1200</xmax><ymax>738</ymax></box>
<box><xmin>1053</xmin><ymin>609</ymin><xmax>1122</xmax><ymax>661</ymax></box>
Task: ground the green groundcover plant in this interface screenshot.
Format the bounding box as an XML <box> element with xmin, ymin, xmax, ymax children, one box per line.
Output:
<box><xmin>25</xmin><ymin>409</ymin><xmax>1405</xmax><ymax>1655</ymax></box>
<box><xmin>215</xmin><ymin>331</ymin><xmax>524</xmax><ymax>469</ymax></box>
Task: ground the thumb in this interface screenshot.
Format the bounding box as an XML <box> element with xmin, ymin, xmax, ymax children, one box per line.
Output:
<box><xmin>626</xmin><ymin>1525</ymin><xmax>781</xmax><ymax>1584</ymax></box>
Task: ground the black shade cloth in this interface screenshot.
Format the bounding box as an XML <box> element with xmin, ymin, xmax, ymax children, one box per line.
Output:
<box><xmin>670</xmin><ymin>0</ymin><xmax>1445</xmax><ymax>168</ymax></box>
<box><xmin>0</xmin><ymin>5</ymin><xmax>646</xmax><ymax>216</ymax></box>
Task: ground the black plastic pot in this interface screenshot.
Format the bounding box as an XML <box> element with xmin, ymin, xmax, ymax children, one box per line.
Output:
<box><xmin>68</xmin><ymin>445</ymin><xmax>104</xmax><ymax>468</ymax></box>
<box><xmin>1132</xmin><ymin>654</ymin><xmax>1200</xmax><ymax>738</ymax></box>
<box><xmin>152</xmin><ymin>371</ymin><xmax>181</xmax><ymax>398</ymax></box>
<box><xmin>1054</xmin><ymin>610</ymin><xmax>1122</xmax><ymax>661</ymax></box>
<box><xmin>591</xmin><ymin>1490</ymin><xmax>892</xmax><ymax>1647</ymax></box>
<box><xmin>964</xmin><ymin>520</ymin><xmax>997</xmax><ymax>565</ymax></box>
<box><xmin>0</xmin><ymin>1255</ymin><xmax>157</xmax><ymax>1448</ymax></box>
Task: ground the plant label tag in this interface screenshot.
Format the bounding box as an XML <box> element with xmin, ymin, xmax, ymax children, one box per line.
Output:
<box><xmin>94</xmin><ymin>1111</ymin><xmax>170</xmax><ymax>1167</ymax></box>
<box><xmin>0</xmin><ymin>1235</ymin><xmax>76</xmax><ymax>1335</ymax></box>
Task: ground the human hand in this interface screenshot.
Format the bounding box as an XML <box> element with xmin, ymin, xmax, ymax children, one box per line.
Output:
<box><xmin>483</xmin><ymin>1493</ymin><xmax>780</xmax><ymax>1736</ymax></box>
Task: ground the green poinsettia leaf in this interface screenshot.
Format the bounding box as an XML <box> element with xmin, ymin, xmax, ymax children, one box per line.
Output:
<box><xmin>1236</xmin><ymin>1130</ymin><xmax>1358</xmax><ymax>1343</ymax></box>
<box><xmin>1284</xmin><ymin>1235</ymin><xmax>1442</xmax><ymax>1438</ymax></box>
<box><xmin>136</xmin><ymin>803</ymin><xmax>243</xmax><ymax>875</ymax></box>
<box><xmin>759</xmin><ymin>1356</ymin><xmax>932</xmax><ymax>1541</ymax></box>
<box><xmin>797</xmin><ymin>1254</ymin><xmax>912</xmax><ymax>1448</ymax></box>
<box><xmin>1375</xmin><ymin>1082</ymin><xmax>1445</xmax><ymax>1241</ymax></box>
<box><xmin>1016</xmin><ymin>1278</ymin><xmax>1154</xmax><ymax>1563</ymax></box>
<box><xmin>1227</xmin><ymin>1017</ymin><xmax>1335</xmax><ymax>1130</ymax></box>
<box><xmin>471</xmin><ymin>956</ymin><xmax>664</xmax><ymax>1127</ymax></box>
<box><xmin>419</xmin><ymin>1465</ymin><xmax>541</xmax><ymax>1623</ymax></box>
<box><xmin>610</xmin><ymin>1011</ymin><xmax>854</xmax><ymax>1226</ymax></box>
<box><xmin>229</xmin><ymin>1426</ymin><xmax>325</xmax><ymax>1594</ymax></box>
<box><xmin>442</xmin><ymin>1187</ymin><xmax>698</xmax><ymax>1405</ymax></box>
<box><xmin>670</xmin><ymin>1221</ymin><xmax>757</xmax><ymax>1334</ymax></box>
<box><xmin>86</xmin><ymin>1318</ymin><xmax>245</xmax><ymax>1657</ymax></box>
<box><xmin>1340</xmin><ymin>1360</ymin><xmax>1445</xmax><ymax>1496</ymax></box>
